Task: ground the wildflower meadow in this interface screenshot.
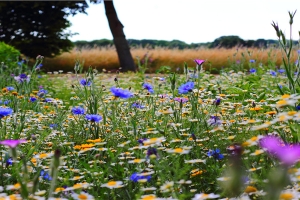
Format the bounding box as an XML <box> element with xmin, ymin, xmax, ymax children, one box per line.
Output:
<box><xmin>1</xmin><ymin>11</ymin><xmax>300</xmax><ymax>200</ymax></box>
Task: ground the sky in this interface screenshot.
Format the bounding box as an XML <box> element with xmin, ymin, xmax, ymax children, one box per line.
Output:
<box><xmin>67</xmin><ymin>0</ymin><xmax>300</xmax><ymax>44</ymax></box>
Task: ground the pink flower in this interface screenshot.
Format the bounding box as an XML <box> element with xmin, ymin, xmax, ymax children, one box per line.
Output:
<box><xmin>173</xmin><ymin>97</ymin><xmax>189</xmax><ymax>103</ymax></box>
<box><xmin>194</xmin><ymin>59</ymin><xmax>205</xmax><ymax>66</ymax></box>
<box><xmin>259</xmin><ymin>136</ymin><xmax>300</xmax><ymax>166</ymax></box>
<box><xmin>0</xmin><ymin>139</ymin><xmax>26</xmax><ymax>148</ymax></box>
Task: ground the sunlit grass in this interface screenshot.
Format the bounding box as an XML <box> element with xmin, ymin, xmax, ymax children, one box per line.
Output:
<box><xmin>43</xmin><ymin>46</ymin><xmax>299</xmax><ymax>73</ymax></box>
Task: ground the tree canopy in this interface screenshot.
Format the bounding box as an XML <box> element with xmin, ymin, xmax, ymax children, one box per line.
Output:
<box><xmin>0</xmin><ymin>1</ymin><xmax>88</xmax><ymax>58</ymax></box>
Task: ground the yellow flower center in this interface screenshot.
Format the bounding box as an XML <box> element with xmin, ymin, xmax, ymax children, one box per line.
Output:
<box><xmin>78</xmin><ymin>194</ymin><xmax>88</xmax><ymax>199</ymax></box>
<box><xmin>107</xmin><ymin>181</ymin><xmax>117</xmax><ymax>186</ymax></box>
<box><xmin>244</xmin><ymin>186</ymin><xmax>257</xmax><ymax>193</ymax></box>
<box><xmin>279</xmin><ymin>193</ymin><xmax>294</xmax><ymax>200</ymax></box>
<box><xmin>174</xmin><ymin>148</ymin><xmax>183</xmax><ymax>153</ymax></box>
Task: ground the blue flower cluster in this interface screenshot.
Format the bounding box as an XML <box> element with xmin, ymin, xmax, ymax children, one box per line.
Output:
<box><xmin>207</xmin><ymin>149</ymin><xmax>224</xmax><ymax>160</ymax></box>
<box><xmin>40</xmin><ymin>169</ymin><xmax>52</xmax><ymax>181</ymax></box>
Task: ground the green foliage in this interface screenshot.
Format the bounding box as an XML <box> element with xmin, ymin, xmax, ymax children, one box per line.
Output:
<box><xmin>0</xmin><ymin>42</ymin><xmax>20</xmax><ymax>62</ymax></box>
<box><xmin>0</xmin><ymin>1</ymin><xmax>88</xmax><ymax>58</ymax></box>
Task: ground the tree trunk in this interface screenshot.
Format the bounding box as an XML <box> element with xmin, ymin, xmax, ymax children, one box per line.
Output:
<box><xmin>104</xmin><ymin>1</ymin><xmax>136</xmax><ymax>72</ymax></box>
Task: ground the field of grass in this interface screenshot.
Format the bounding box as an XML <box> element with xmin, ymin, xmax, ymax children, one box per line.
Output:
<box><xmin>43</xmin><ymin>46</ymin><xmax>299</xmax><ymax>74</ymax></box>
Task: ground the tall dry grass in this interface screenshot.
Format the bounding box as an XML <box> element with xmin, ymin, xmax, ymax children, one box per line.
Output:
<box><xmin>43</xmin><ymin>46</ymin><xmax>299</xmax><ymax>73</ymax></box>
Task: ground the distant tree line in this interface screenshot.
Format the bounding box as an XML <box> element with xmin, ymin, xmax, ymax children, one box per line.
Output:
<box><xmin>73</xmin><ymin>36</ymin><xmax>298</xmax><ymax>49</ymax></box>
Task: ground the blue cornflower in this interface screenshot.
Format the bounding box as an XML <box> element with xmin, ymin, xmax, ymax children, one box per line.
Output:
<box><xmin>143</xmin><ymin>83</ymin><xmax>154</xmax><ymax>93</ymax></box>
<box><xmin>17</xmin><ymin>60</ymin><xmax>25</xmax><ymax>66</ymax></box>
<box><xmin>40</xmin><ymin>169</ymin><xmax>52</xmax><ymax>181</ymax></box>
<box><xmin>49</xmin><ymin>124</ymin><xmax>58</xmax><ymax>129</ymax></box>
<box><xmin>278</xmin><ymin>69</ymin><xmax>285</xmax><ymax>74</ymax></box>
<box><xmin>0</xmin><ymin>107</ymin><xmax>13</xmax><ymax>118</ymax></box>
<box><xmin>147</xmin><ymin>147</ymin><xmax>158</xmax><ymax>157</ymax></box>
<box><xmin>297</xmin><ymin>50</ymin><xmax>300</xmax><ymax>55</ymax></box>
<box><xmin>207</xmin><ymin>149</ymin><xmax>224</xmax><ymax>160</ymax></box>
<box><xmin>29</xmin><ymin>96</ymin><xmax>37</xmax><ymax>102</ymax></box>
<box><xmin>44</xmin><ymin>98</ymin><xmax>53</xmax><ymax>103</ymax></box>
<box><xmin>80</xmin><ymin>79</ymin><xmax>92</xmax><ymax>86</ymax></box>
<box><xmin>6</xmin><ymin>86</ymin><xmax>14</xmax><ymax>91</ymax></box>
<box><xmin>270</xmin><ymin>70</ymin><xmax>277</xmax><ymax>76</ymax></box>
<box><xmin>207</xmin><ymin>115</ymin><xmax>222</xmax><ymax>126</ymax></box>
<box><xmin>214</xmin><ymin>98</ymin><xmax>221</xmax><ymax>106</ymax></box>
<box><xmin>249</xmin><ymin>68</ymin><xmax>256</xmax><ymax>74</ymax></box>
<box><xmin>178</xmin><ymin>82</ymin><xmax>194</xmax><ymax>94</ymax></box>
<box><xmin>249</xmin><ymin>59</ymin><xmax>256</xmax><ymax>63</ymax></box>
<box><xmin>37</xmin><ymin>89</ymin><xmax>48</xmax><ymax>97</ymax></box>
<box><xmin>110</xmin><ymin>87</ymin><xmax>133</xmax><ymax>99</ymax></box>
<box><xmin>296</xmin><ymin>105</ymin><xmax>300</xmax><ymax>111</ymax></box>
<box><xmin>71</xmin><ymin>106</ymin><xmax>85</xmax><ymax>115</ymax></box>
<box><xmin>6</xmin><ymin>157</ymin><xmax>13</xmax><ymax>166</ymax></box>
<box><xmin>36</xmin><ymin>64</ymin><xmax>43</xmax><ymax>70</ymax></box>
<box><xmin>132</xmin><ymin>102</ymin><xmax>145</xmax><ymax>109</ymax></box>
<box><xmin>14</xmin><ymin>73</ymin><xmax>30</xmax><ymax>83</ymax></box>
<box><xmin>130</xmin><ymin>172</ymin><xmax>151</xmax><ymax>183</ymax></box>
<box><xmin>0</xmin><ymin>100</ymin><xmax>10</xmax><ymax>105</ymax></box>
<box><xmin>137</xmin><ymin>138</ymin><xmax>147</xmax><ymax>145</ymax></box>
<box><xmin>85</xmin><ymin>114</ymin><xmax>102</xmax><ymax>123</ymax></box>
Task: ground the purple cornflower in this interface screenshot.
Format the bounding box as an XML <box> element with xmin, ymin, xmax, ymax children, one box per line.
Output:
<box><xmin>194</xmin><ymin>59</ymin><xmax>205</xmax><ymax>66</ymax></box>
<box><xmin>0</xmin><ymin>139</ymin><xmax>26</xmax><ymax>148</ymax></box>
<box><xmin>249</xmin><ymin>59</ymin><xmax>256</xmax><ymax>63</ymax></box>
<box><xmin>178</xmin><ymin>82</ymin><xmax>194</xmax><ymax>94</ymax></box>
<box><xmin>249</xmin><ymin>68</ymin><xmax>256</xmax><ymax>74</ymax></box>
<box><xmin>130</xmin><ymin>172</ymin><xmax>151</xmax><ymax>183</ymax></box>
<box><xmin>259</xmin><ymin>136</ymin><xmax>300</xmax><ymax>166</ymax></box>
<box><xmin>110</xmin><ymin>87</ymin><xmax>133</xmax><ymax>99</ymax></box>
<box><xmin>80</xmin><ymin>79</ymin><xmax>92</xmax><ymax>86</ymax></box>
<box><xmin>207</xmin><ymin>149</ymin><xmax>224</xmax><ymax>160</ymax></box>
<box><xmin>71</xmin><ymin>106</ymin><xmax>85</xmax><ymax>115</ymax></box>
<box><xmin>143</xmin><ymin>83</ymin><xmax>154</xmax><ymax>94</ymax></box>
<box><xmin>14</xmin><ymin>74</ymin><xmax>30</xmax><ymax>83</ymax></box>
<box><xmin>207</xmin><ymin>115</ymin><xmax>222</xmax><ymax>126</ymax></box>
<box><xmin>85</xmin><ymin>114</ymin><xmax>102</xmax><ymax>123</ymax></box>
<box><xmin>0</xmin><ymin>107</ymin><xmax>13</xmax><ymax>118</ymax></box>
<box><xmin>173</xmin><ymin>97</ymin><xmax>189</xmax><ymax>103</ymax></box>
